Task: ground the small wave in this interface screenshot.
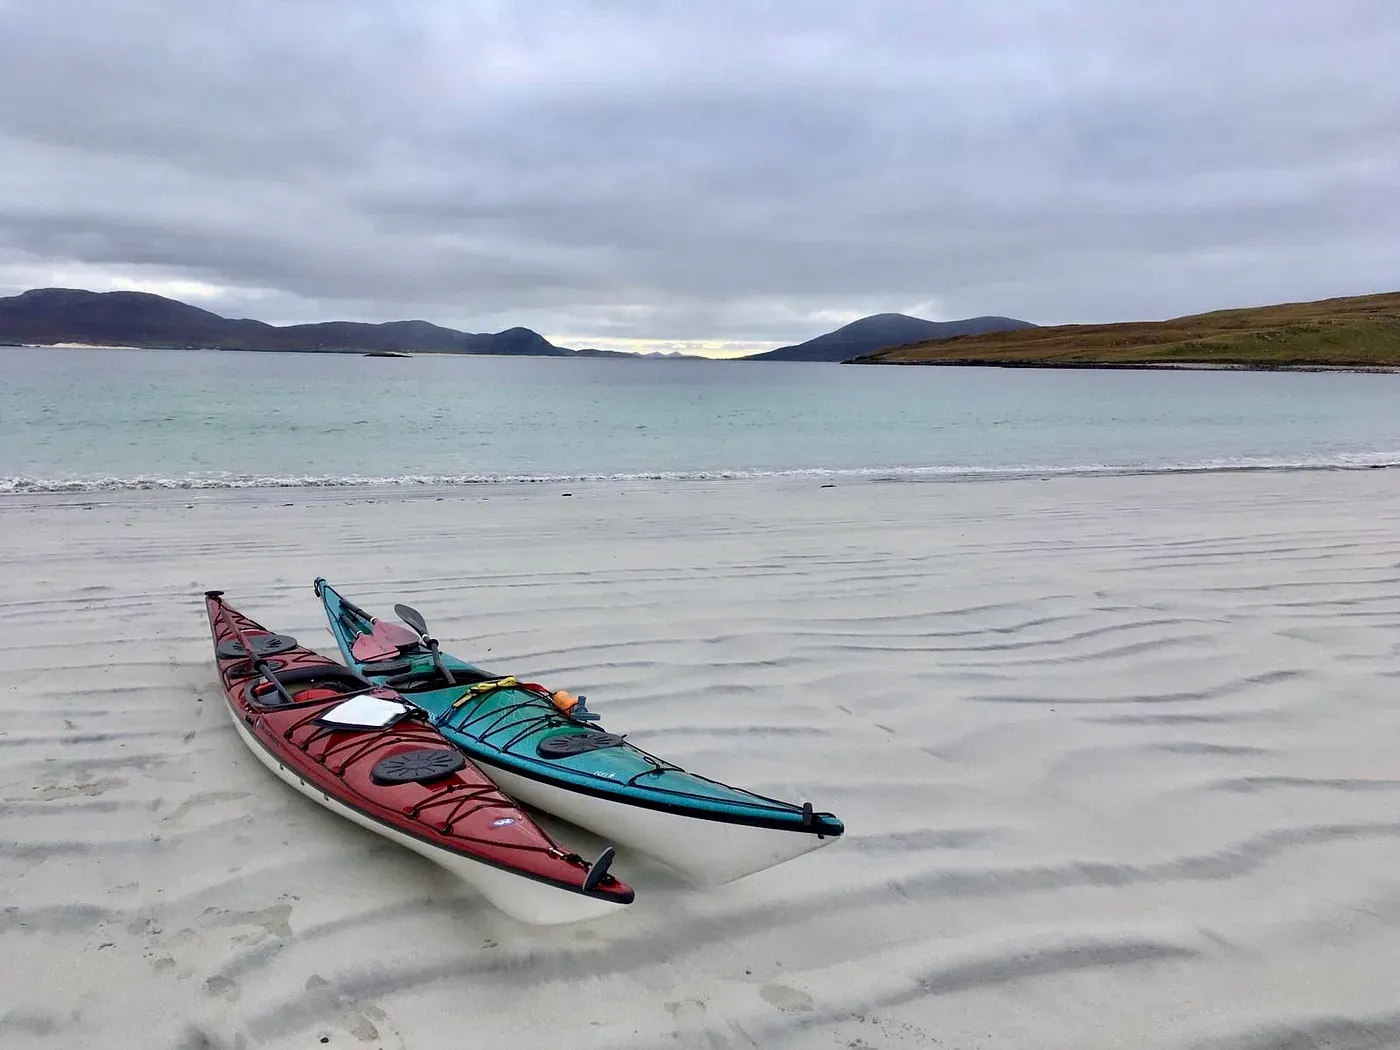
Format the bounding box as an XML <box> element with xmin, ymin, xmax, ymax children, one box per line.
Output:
<box><xmin>3</xmin><ymin>454</ymin><xmax>1399</xmax><ymax>494</ymax></box>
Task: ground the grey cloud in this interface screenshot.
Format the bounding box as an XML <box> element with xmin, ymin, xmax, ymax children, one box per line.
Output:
<box><xmin>0</xmin><ymin>0</ymin><xmax>1397</xmax><ymax>346</ymax></box>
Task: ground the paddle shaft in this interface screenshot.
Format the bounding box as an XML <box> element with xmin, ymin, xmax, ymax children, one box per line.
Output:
<box><xmin>392</xmin><ymin>602</ymin><xmax>455</xmax><ymax>687</ymax></box>
<box><xmin>425</xmin><ymin>637</ymin><xmax>456</xmax><ymax>687</ymax></box>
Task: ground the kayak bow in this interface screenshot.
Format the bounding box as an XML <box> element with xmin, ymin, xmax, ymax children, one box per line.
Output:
<box><xmin>314</xmin><ymin>578</ymin><xmax>845</xmax><ymax>884</ymax></box>
<box><xmin>202</xmin><ymin>590</ymin><xmax>634</xmax><ymax>925</ymax></box>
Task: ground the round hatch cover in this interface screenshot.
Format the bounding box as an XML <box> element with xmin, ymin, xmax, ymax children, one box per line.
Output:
<box><xmin>370</xmin><ymin>748</ymin><xmax>467</xmax><ymax>785</ymax></box>
<box><xmin>537</xmin><ymin>731</ymin><xmax>626</xmax><ymax>759</ymax></box>
<box><xmin>216</xmin><ymin>633</ymin><xmax>299</xmax><ymax>659</ymax></box>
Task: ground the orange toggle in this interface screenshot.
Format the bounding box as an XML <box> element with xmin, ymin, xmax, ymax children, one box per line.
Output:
<box><xmin>550</xmin><ymin>690</ymin><xmax>580</xmax><ymax>714</ymax></box>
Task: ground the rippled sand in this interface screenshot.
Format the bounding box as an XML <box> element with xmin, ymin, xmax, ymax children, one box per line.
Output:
<box><xmin>3</xmin><ymin>471</ymin><xmax>1400</xmax><ymax>1049</ymax></box>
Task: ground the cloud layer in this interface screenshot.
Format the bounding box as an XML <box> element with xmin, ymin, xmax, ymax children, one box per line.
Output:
<box><xmin>2</xmin><ymin>0</ymin><xmax>1397</xmax><ymax>353</ymax></box>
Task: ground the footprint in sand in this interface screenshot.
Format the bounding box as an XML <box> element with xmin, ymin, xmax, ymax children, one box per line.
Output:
<box><xmin>141</xmin><ymin>926</ymin><xmax>200</xmax><ymax>980</ymax></box>
<box><xmin>201</xmin><ymin>903</ymin><xmax>294</xmax><ymax>939</ymax></box>
<box><xmin>665</xmin><ymin>999</ymin><xmax>709</xmax><ymax>1038</ymax></box>
<box><xmin>759</xmin><ymin>984</ymin><xmax>815</xmax><ymax>1012</ymax></box>
<box><xmin>305</xmin><ymin>974</ymin><xmax>405</xmax><ymax>1047</ymax></box>
<box><xmin>143</xmin><ymin>904</ymin><xmax>295</xmax><ymax>979</ymax></box>
<box><xmin>160</xmin><ymin>789</ymin><xmax>251</xmax><ymax>825</ymax></box>
<box><xmin>345</xmin><ymin>1012</ymin><xmax>380</xmax><ymax>1043</ymax></box>
<box><xmin>26</xmin><ymin>775</ymin><xmax>127</xmax><ymax>801</ymax></box>
<box><xmin>204</xmin><ymin>975</ymin><xmax>240</xmax><ymax>1001</ymax></box>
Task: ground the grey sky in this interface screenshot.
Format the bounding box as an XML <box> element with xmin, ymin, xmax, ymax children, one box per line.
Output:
<box><xmin>1</xmin><ymin>0</ymin><xmax>1396</xmax><ymax>355</ymax></box>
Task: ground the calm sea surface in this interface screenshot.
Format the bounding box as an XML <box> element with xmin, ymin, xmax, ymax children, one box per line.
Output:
<box><xmin>3</xmin><ymin>346</ymin><xmax>1399</xmax><ymax>492</ymax></box>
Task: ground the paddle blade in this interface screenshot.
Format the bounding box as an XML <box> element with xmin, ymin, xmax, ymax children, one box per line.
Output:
<box><xmin>583</xmin><ymin>846</ymin><xmax>617</xmax><ymax>893</ymax></box>
<box><xmin>393</xmin><ymin>603</ymin><xmax>429</xmax><ymax>638</ymax></box>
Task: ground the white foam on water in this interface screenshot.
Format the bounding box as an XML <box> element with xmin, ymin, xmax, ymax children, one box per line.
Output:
<box><xmin>4</xmin><ymin>453</ymin><xmax>1400</xmax><ymax>494</ymax></box>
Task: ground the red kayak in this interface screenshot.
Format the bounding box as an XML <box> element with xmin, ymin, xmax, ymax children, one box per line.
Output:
<box><xmin>203</xmin><ymin>591</ymin><xmax>634</xmax><ymax>925</ymax></box>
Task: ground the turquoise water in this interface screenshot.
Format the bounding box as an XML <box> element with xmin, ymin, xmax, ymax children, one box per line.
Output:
<box><xmin>3</xmin><ymin>346</ymin><xmax>1400</xmax><ymax>491</ymax></box>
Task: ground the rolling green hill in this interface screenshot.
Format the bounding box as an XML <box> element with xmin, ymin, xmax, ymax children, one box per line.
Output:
<box><xmin>853</xmin><ymin>291</ymin><xmax>1400</xmax><ymax>369</ymax></box>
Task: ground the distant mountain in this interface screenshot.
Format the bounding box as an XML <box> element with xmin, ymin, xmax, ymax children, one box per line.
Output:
<box><xmin>571</xmin><ymin>348</ymin><xmax>705</xmax><ymax>360</ymax></box>
<box><xmin>743</xmin><ymin>312</ymin><xmax>1038</xmax><ymax>362</ymax></box>
<box><xmin>0</xmin><ymin>288</ymin><xmax>255</xmax><ymax>347</ymax></box>
<box><xmin>0</xmin><ymin>288</ymin><xmax>576</xmax><ymax>356</ymax></box>
<box><xmin>0</xmin><ymin>288</ymin><xmax>1036</xmax><ymax>364</ymax></box>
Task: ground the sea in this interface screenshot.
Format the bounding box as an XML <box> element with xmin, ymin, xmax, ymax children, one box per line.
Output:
<box><xmin>3</xmin><ymin>345</ymin><xmax>1400</xmax><ymax>493</ymax></box>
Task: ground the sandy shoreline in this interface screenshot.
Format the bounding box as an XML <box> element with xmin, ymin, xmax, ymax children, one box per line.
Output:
<box><xmin>4</xmin><ymin>470</ymin><xmax>1400</xmax><ymax>1049</ymax></box>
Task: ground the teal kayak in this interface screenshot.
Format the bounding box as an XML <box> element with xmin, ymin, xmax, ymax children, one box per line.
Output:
<box><xmin>313</xmin><ymin>578</ymin><xmax>844</xmax><ymax>884</ymax></box>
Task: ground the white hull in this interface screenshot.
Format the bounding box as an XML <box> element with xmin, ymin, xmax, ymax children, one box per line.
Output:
<box><xmin>480</xmin><ymin>763</ymin><xmax>838</xmax><ymax>885</ymax></box>
<box><xmin>225</xmin><ymin>704</ymin><xmax>628</xmax><ymax>926</ymax></box>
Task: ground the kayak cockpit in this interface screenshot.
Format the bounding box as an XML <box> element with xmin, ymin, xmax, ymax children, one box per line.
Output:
<box><xmin>380</xmin><ymin>665</ymin><xmax>498</xmax><ymax>693</ymax></box>
<box><xmin>240</xmin><ymin>665</ymin><xmax>378</xmax><ymax>710</ymax></box>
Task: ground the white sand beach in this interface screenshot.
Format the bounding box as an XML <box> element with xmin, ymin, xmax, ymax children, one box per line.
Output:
<box><xmin>3</xmin><ymin>470</ymin><xmax>1400</xmax><ymax>1050</ymax></box>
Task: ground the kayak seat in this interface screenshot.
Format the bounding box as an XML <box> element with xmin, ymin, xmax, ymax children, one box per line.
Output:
<box><xmin>383</xmin><ymin>667</ymin><xmax>496</xmax><ymax>693</ymax></box>
<box><xmin>269</xmin><ymin>664</ymin><xmax>371</xmax><ymax>687</ymax></box>
<box><xmin>247</xmin><ymin>665</ymin><xmax>375</xmax><ymax>708</ymax></box>
<box><xmin>359</xmin><ymin>659</ymin><xmax>414</xmax><ymax>677</ymax></box>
